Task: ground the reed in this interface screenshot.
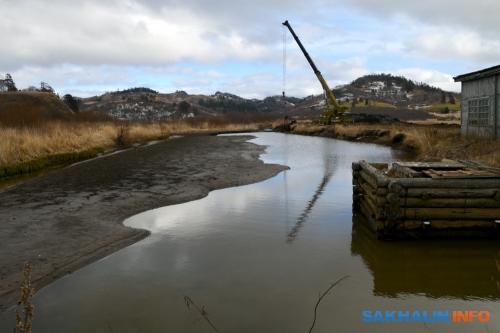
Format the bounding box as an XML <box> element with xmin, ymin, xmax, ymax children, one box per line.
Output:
<box><xmin>287</xmin><ymin>122</ymin><xmax>500</xmax><ymax>168</ymax></box>
<box><xmin>0</xmin><ymin>113</ymin><xmax>280</xmax><ymax>177</ymax></box>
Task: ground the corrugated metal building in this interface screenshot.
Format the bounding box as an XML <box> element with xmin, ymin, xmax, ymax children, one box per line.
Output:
<box><xmin>454</xmin><ymin>65</ymin><xmax>500</xmax><ymax>140</ymax></box>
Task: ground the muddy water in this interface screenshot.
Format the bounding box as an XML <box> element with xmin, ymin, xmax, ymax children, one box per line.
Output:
<box><xmin>1</xmin><ymin>132</ymin><xmax>499</xmax><ymax>332</ymax></box>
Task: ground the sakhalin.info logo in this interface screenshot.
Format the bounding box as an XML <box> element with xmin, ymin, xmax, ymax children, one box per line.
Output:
<box><xmin>362</xmin><ymin>310</ymin><xmax>491</xmax><ymax>323</ymax></box>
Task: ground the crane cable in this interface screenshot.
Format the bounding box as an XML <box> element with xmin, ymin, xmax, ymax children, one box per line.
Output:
<box><xmin>282</xmin><ymin>25</ymin><xmax>286</xmax><ymax>102</ymax></box>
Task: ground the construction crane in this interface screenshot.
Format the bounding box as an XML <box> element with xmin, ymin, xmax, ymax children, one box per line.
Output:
<box><xmin>282</xmin><ymin>20</ymin><xmax>349</xmax><ymax>124</ymax></box>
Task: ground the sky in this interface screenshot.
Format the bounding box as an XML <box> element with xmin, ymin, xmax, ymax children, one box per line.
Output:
<box><xmin>1</xmin><ymin>0</ymin><xmax>499</xmax><ymax>99</ymax></box>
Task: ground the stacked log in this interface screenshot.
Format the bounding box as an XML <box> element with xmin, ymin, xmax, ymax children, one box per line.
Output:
<box><xmin>352</xmin><ymin>160</ymin><xmax>500</xmax><ymax>239</ymax></box>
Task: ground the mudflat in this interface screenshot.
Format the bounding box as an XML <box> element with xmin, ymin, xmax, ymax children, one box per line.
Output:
<box><xmin>0</xmin><ymin>134</ymin><xmax>288</xmax><ymax>310</ymax></box>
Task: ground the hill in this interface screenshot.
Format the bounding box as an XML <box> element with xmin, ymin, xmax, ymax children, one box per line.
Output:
<box><xmin>80</xmin><ymin>89</ymin><xmax>299</xmax><ymax>122</ymax></box>
<box><xmin>0</xmin><ymin>92</ymin><xmax>75</xmax><ymax>126</ymax></box>
<box><xmin>74</xmin><ymin>73</ymin><xmax>462</xmax><ymax>123</ymax></box>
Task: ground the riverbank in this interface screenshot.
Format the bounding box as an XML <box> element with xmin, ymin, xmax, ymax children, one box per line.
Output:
<box><xmin>0</xmin><ymin>134</ymin><xmax>288</xmax><ymax>310</ymax></box>
<box><xmin>287</xmin><ymin>122</ymin><xmax>500</xmax><ymax>168</ymax></box>
<box><xmin>0</xmin><ymin>117</ymin><xmax>275</xmax><ymax>180</ymax></box>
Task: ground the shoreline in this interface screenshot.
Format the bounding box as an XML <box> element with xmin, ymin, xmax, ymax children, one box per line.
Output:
<box><xmin>0</xmin><ymin>134</ymin><xmax>288</xmax><ymax>310</ymax></box>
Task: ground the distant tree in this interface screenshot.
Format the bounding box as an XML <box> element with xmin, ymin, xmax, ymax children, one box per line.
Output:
<box><xmin>365</xmin><ymin>98</ymin><xmax>369</xmax><ymax>105</ymax></box>
<box><xmin>1</xmin><ymin>74</ymin><xmax>18</xmax><ymax>91</ymax></box>
<box><xmin>448</xmin><ymin>92</ymin><xmax>456</xmax><ymax>104</ymax></box>
<box><xmin>25</xmin><ymin>85</ymin><xmax>39</xmax><ymax>92</ymax></box>
<box><xmin>442</xmin><ymin>107</ymin><xmax>450</xmax><ymax>114</ymax></box>
<box><xmin>179</xmin><ymin>101</ymin><xmax>190</xmax><ymax>113</ymax></box>
<box><xmin>40</xmin><ymin>82</ymin><xmax>54</xmax><ymax>93</ymax></box>
<box><xmin>63</xmin><ymin>94</ymin><xmax>79</xmax><ymax>112</ymax></box>
<box><xmin>440</xmin><ymin>91</ymin><xmax>446</xmax><ymax>104</ymax></box>
<box><xmin>351</xmin><ymin>99</ymin><xmax>357</xmax><ymax>107</ymax></box>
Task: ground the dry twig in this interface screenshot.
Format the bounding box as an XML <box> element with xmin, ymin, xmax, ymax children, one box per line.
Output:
<box><xmin>14</xmin><ymin>262</ymin><xmax>35</xmax><ymax>333</ymax></box>
<box><xmin>184</xmin><ymin>296</ymin><xmax>220</xmax><ymax>333</ymax></box>
<box><xmin>308</xmin><ymin>276</ymin><xmax>350</xmax><ymax>333</ymax></box>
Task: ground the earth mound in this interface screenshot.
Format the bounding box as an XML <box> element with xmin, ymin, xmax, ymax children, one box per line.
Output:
<box><xmin>0</xmin><ymin>92</ymin><xmax>74</xmax><ymax>126</ymax></box>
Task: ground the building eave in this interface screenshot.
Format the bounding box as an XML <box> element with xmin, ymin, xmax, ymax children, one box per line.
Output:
<box><xmin>454</xmin><ymin>64</ymin><xmax>500</xmax><ymax>82</ymax></box>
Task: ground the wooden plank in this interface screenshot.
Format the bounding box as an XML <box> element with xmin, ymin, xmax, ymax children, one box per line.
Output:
<box><xmin>403</xmin><ymin>219</ymin><xmax>496</xmax><ymax>230</ymax></box>
<box><xmin>423</xmin><ymin>168</ymin><xmax>500</xmax><ymax>179</ymax></box>
<box><xmin>401</xmin><ymin>197</ymin><xmax>500</xmax><ymax>208</ymax></box>
<box><xmin>404</xmin><ymin>188</ymin><xmax>500</xmax><ymax>198</ymax></box>
<box><xmin>394</xmin><ymin>177</ymin><xmax>500</xmax><ymax>189</ymax></box>
<box><xmin>394</xmin><ymin>161</ymin><xmax>466</xmax><ymax>169</ymax></box>
<box><xmin>401</xmin><ymin>207</ymin><xmax>500</xmax><ymax>220</ymax></box>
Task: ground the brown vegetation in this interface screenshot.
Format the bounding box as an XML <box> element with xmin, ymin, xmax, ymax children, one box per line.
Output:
<box><xmin>0</xmin><ymin>93</ymin><xmax>279</xmax><ymax>178</ymax></box>
<box><xmin>289</xmin><ymin>122</ymin><xmax>500</xmax><ymax>168</ymax></box>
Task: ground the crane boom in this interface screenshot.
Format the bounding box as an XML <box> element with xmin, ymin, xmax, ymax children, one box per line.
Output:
<box><xmin>282</xmin><ymin>20</ymin><xmax>348</xmax><ymax>122</ymax></box>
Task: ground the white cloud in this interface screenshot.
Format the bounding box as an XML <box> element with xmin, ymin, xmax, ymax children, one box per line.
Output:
<box><xmin>404</xmin><ymin>28</ymin><xmax>500</xmax><ymax>64</ymax></box>
<box><xmin>1</xmin><ymin>0</ymin><xmax>499</xmax><ymax>98</ymax></box>
<box><xmin>392</xmin><ymin>68</ymin><xmax>460</xmax><ymax>92</ymax></box>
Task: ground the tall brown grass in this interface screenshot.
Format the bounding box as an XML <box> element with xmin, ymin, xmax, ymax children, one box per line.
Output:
<box><xmin>0</xmin><ymin>112</ymin><xmax>280</xmax><ymax>175</ymax></box>
<box><xmin>289</xmin><ymin>122</ymin><xmax>500</xmax><ymax>168</ymax></box>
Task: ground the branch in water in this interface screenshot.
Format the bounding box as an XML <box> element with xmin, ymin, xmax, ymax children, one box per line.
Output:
<box><xmin>308</xmin><ymin>276</ymin><xmax>350</xmax><ymax>333</ymax></box>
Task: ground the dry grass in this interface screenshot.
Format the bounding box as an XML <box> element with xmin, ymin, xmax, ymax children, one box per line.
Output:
<box><xmin>288</xmin><ymin>122</ymin><xmax>500</xmax><ymax>168</ymax></box>
<box><xmin>0</xmin><ymin>113</ymin><xmax>279</xmax><ymax>173</ymax></box>
<box><xmin>0</xmin><ymin>122</ymin><xmax>116</xmax><ymax>166</ymax></box>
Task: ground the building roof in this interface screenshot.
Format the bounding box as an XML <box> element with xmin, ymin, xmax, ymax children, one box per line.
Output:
<box><xmin>454</xmin><ymin>64</ymin><xmax>500</xmax><ymax>82</ymax></box>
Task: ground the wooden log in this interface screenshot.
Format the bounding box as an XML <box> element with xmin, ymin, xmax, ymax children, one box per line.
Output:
<box><xmin>404</xmin><ymin>188</ymin><xmax>499</xmax><ymax>198</ymax></box>
<box><xmin>352</xmin><ymin>170</ymin><xmax>360</xmax><ymax>178</ymax></box>
<box><xmin>356</xmin><ymin>177</ymin><xmax>389</xmax><ymax>196</ymax></box>
<box><xmin>401</xmin><ymin>208</ymin><xmax>500</xmax><ymax>220</ymax></box>
<box><xmin>388</xmin><ymin>180</ymin><xmax>403</xmax><ymax>194</ymax></box>
<box><xmin>363</xmin><ymin>195</ymin><xmax>382</xmax><ymax>218</ymax></box>
<box><xmin>403</xmin><ymin>219</ymin><xmax>496</xmax><ymax>230</ymax></box>
<box><xmin>358</xmin><ymin>181</ymin><xmax>386</xmax><ymax>208</ymax></box>
<box><xmin>359</xmin><ymin>197</ymin><xmax>376</xmax><ymax>218</ymax></box>
<box><xmin>386</xmin><ymin>192</ymin><xmax>400</xmax><ymax>205</ymax></box>
<box><xmin>352</xmin><ymin>161</ymin><xmax>362</xmax><ymax>171</ymax></box>
<box><xmin>394</xmin><ymin>178</ymin><xmax>500</xmax><ymax>189</ymax></box>
<box><xmin>421</xmin><ymin>191</ymin><xmax>432</xmax><ymax>201</ymax></box>
<box><xmin>400</xmin><ymin>197</ymin><xmax>500</xmax><ymax>208</ymax></box>
<box><xmin>358</xmin><ymin>200</ymin><xmax>385</xmax><ymax>232</ymax></box>
<box><xmin>358</xmin><ymin>160</ymin><xmax>390</xmax><ymax>187</ymax></box>
<box><xmin>359</xmin><ymin>170</ymin><xmax>382</xmax><ymax>192</ymax></box>
<box><xmin>384</xmin><ymin>203</ymin><xmax>403</xmax><ymax>220</ymax></box>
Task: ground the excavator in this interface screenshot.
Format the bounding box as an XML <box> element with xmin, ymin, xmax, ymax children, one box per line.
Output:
<box><xmin>282</xmin><ymin>20</ymin><xmax>350</xmax><ymax>124</ymax></box>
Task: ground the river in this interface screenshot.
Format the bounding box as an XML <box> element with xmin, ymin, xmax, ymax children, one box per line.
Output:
<box><xmin>1</xmin><ymin>132</ymin><xmax>499</xmax><ymax>332</ymax></box>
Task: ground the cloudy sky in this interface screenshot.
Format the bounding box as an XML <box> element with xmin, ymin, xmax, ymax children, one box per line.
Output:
<box><xmin>1</xmin><ymin>0</ymin><xmax>499</xmax><ymax>99</ymax></box>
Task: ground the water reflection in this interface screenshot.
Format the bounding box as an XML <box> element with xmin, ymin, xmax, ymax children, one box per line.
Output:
<box><xmin>1</xmin><ymin>132</ymin><xmax>499</xmax><ymax>333</ymax></box>
<box><xmin>351</xmin><ymin>212</ymin><xmax>500</xmax><ymax>300</ymax></box>
<box><xmin>286</xmin><ymin>172</ymin><xmax>332</xmax><ymax>243</ymax></box>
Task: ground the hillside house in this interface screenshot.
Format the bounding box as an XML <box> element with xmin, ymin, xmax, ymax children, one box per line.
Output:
<box><xmin>454</xmin><ymin>65</ymin><xmax>500</xmax><ymax>139</ymax></box>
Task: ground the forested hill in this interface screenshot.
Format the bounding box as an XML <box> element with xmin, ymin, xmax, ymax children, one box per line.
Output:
<box><xmin>351</xmin><ymin>73</ymin><xmax>443</xmax><ymax>93</ymax></box>
<box><xmin>1</xmin><ymin>71</ymin><xmax>461</xmax><ymax>122</ymax></box>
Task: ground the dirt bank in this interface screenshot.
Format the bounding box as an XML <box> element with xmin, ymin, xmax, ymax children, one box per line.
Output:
<box><xmin>0</xmin><ymin>134</ymin><xmax>288</xmax><ymax>310</ymax></box>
